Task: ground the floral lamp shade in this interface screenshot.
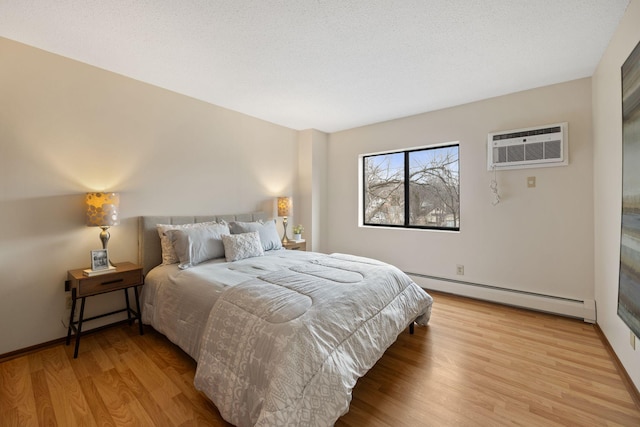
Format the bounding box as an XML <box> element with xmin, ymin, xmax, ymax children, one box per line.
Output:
<box><xmin>277</xmin><ymin>196</ymin><xmax>291</xmax><ymax>217</ymax></box>
<box><xmin>86</xmin><ymin>192</ymin><xmax>120</xmax><ymax>227</ymax></box>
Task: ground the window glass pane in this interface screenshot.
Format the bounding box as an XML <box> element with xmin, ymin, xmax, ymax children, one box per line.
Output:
<box><xmin>362</xmin><ymin>144</ymin><xmax>459</xmax><ymax>230</ymax></box>
<box><xmin>408</xmin><ymin>146</ymin><xmax>459</xmax><ymax>228</ymax></box>
<box><xmin>364</xmin><ymin>152</ymin><xmax>405</xmax><ymax>225</ymax></box>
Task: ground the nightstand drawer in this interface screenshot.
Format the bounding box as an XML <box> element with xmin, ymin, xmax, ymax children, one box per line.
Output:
<box><xmin>77</xmin><ymin>269</ymin><xmax>142</xmax><ymax>296</ymax></box>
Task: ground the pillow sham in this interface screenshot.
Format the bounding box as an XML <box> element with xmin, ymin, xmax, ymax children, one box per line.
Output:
<box><xmin>157</xmin><ymin>221</ymin><xmax>220</xmax><ymax>265</ymax></box>
<box><xmin>165</xmin><ymin>222</ymin><xmax>230</xmax><ymax>269</ymax></box>
<box><xmin>228</xmin><ymin>219</ymin><xmax>282</xmax><ymax>251</ymax></box>
<box><xmin>221</xmin><ymin>231</ymin><xmax>264</xmax><ymax>262</ymax></box>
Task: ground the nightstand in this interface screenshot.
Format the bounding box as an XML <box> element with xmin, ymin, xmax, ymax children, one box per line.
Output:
<box><xmin>283</xmin><ymin>240</ymin><xmax>306</xmax><ymax>251</ymax></box>
<box><xmin>65</xmin><ymin>261</ymin><xmax>144</xmax><ymax>358</ymax></box>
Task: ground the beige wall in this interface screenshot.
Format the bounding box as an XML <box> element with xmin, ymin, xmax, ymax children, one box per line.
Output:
<box><xmin>297</xmin><ymin>129</ymin><xmax>328</xmax><ymax>253</ymax></box>
<box><xmin>0</xmin><ymin>37</ymin><xmax>300</xmax><ymax>354</ymax></box>
<box><xmin>327</xmin><ymin>78</ymin><xmax>594</xmax><ymax>315</ymax></box>
<box><xmin>593</xmin><ymin>0</ymin><xmax>640</xmax><ymax>391</ymax></box>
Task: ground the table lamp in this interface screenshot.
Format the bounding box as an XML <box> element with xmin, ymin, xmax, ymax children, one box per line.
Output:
<box><xmin>85</xmin><ymin>192</ymin><xmax>120</xmax><ymax>260</ymax></box>
<box><xmin>277</xmin><ymin>196</ymin><xmax>291</xmax><ymax>244</ymax></box>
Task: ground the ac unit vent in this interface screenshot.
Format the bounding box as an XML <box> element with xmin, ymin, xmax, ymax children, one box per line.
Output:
<box><xmin>487</xmin><ymin>122</ymin><xmax>568</xmax><ymax>170</ymax></box>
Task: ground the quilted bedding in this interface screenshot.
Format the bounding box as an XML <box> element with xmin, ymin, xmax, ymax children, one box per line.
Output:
<box><xmin>193</xmin><ymin>253</ymin><xmax>433</xmax><ymax>426</ymax></box>
<box><xmin>141</xmin><ymin>250</ymin><xmax>320</xmax><ymax>359</ymax></box>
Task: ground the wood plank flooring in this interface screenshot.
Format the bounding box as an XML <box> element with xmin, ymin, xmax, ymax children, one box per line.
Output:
<box><xmin>1</xmin><ymin>291</ymin><xmax>639</xmax><ymax>426</ymax></box>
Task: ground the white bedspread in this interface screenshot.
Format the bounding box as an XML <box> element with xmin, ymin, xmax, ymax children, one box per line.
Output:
<box><xmin>193</xmin><ymin>253</ymin><xmax>433</xmax><ymax>426</ymax></box>
<box><xmin>141</xmin><ymin>250</ymin><xmax>321</xmax><ymax>359</ymax></box>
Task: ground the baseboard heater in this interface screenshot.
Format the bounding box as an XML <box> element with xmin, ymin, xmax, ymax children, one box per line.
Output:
<box><xmin>406</xmin><ymin>272</ymin><xmax>596</xmax><ymax>323</ymax></box>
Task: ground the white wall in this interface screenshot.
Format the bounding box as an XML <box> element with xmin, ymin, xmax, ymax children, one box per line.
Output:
<box><xmin>327</xmin><ymin>78</ymin><xmax>594</xmax><ymax>316</ymax></box>
<box><xmin>0</xmin><ymin>37</ymin><xmax>300</xmax><ymax>355</ymax></box>
<box><xmin>593</xmin><ymin>0</ymin><xmax>640</xmax><ymax>391</ymax></box>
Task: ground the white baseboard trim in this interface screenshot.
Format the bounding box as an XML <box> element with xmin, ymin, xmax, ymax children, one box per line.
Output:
<box><xmin>407</xmin><ymin>273</ymin><xmax>596</xmax><ymax>323</ymax></box>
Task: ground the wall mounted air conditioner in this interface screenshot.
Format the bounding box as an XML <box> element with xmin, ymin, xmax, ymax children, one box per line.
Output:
<box><xmin>487</xmin><ymin>122</ymin><xmax>568</xmax><ymax>170</ymax></box>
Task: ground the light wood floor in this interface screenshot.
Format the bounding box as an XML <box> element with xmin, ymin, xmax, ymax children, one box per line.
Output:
<box><xmin>2</xmin><ymin>291</ymin><xmax>639</xmax><ymax>426</ymax></box>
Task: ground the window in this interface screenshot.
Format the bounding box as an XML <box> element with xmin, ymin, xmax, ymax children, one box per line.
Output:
<box><xmin>362</xmin><ymin>144</ymin><xmax>460</xmax><ymax>230</ymax></box>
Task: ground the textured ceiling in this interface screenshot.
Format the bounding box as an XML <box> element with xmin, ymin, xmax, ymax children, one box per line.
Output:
<box><xmin>0</xmin><ymin>1</ymin><xmax>630</xmax><ymax>132</ymax></box>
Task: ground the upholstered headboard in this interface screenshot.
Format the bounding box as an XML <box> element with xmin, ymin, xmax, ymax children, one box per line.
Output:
<box><xmin>138</xmin><ymin>212</ymin><xmax>268</xmax><ymax>275</ymax></box>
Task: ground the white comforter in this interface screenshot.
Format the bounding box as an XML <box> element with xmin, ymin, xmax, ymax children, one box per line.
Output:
<box><xmin>193</xmin><ymin>253</ymin><xmax>433</xmax><ymax>426</ymax></box>
<box><xmin>142</xmin><ymin>250</ymin><xmax>322</xmax><ymax>359</ymax></box>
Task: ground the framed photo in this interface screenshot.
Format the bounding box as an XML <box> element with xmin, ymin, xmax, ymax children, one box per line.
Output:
<box><xmin>91</xmin><ymin>249</ymin><xmax>109</xmax><ymax>271</ymax></box>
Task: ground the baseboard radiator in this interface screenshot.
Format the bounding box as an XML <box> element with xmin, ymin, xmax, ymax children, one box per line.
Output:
<box><xmin>407</xmin><ymin>272</ymin><xmax>596</xmax><ymax>323</ymax></box>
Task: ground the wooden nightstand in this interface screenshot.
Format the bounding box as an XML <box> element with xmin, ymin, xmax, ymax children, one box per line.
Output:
<box><xmin>283</xmin><ymin>240</ymin><xmax>306</xmax><ymax>251</ymax></box>
<box><xmin>65</xmin><ymin>262</ymin><xmax>144</xmax><ymax>358</ymax></box>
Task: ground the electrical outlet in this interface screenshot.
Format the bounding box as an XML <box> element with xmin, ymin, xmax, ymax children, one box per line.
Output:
<box><xmin>632</xmin><ymin>331</ymin><xmax>637</xmax><ymax>350</ymax></box>
<box><xmin>456</xmin><ymin>264</ymin><xmax>464</xmax><ymax>275</ymax></box>
<box><xmin>527</xmin><ymin>176</ymin><xmax>536</xmax><ymax>188</ymax></box>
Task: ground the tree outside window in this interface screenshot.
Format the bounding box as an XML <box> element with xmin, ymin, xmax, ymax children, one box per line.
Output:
<box><xmin>363</xmin><ymin>144</ymin><xmax>459</xmax><ymax>230</ymax></box>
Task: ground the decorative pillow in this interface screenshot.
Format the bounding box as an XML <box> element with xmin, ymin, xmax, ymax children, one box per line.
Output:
<box><xmin>156</xmin><ymin>221</ymin><xmax>220</xmax><ymax>265</ymax></box>
<box><xmin>165</xmin><ymin>222</ymin><xmax>230</xmax><ymax>269</ymax></box>
<box><xmin>222</xmin><ymin>231</ymin><xmax>264</xmax><ymax>262</ymax></box>
<box><xmin>228</xmin><ymin>219</ymin><xmax>283</xmax><ymax>251</ymax></box>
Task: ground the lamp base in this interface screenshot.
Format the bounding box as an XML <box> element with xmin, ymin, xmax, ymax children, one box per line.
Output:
<box><xmin>99</xmin><ymin>226</ymin><xmax>116</xmax><ymax>267</ymax></box>
<box><xmin>281</xmin><ymin>217</ymin><xmax>290</xmax><ymax>244</ymax></box>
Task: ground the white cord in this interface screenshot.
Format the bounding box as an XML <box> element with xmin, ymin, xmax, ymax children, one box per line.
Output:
<box><xmin>490</xmin><ymin>165</ymin><xmax>500</xmax><ymax>206</ymax></box>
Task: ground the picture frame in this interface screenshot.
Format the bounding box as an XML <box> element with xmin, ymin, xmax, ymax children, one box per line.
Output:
<box><xmin>91</xmin><ymin>249</ymin><xmax>109</xmax><ymax>271</ymax></box>
<box><xmin>618</xmin><ymin>39</ymin><xmax>640</xmax><ymax>339</ymax></box>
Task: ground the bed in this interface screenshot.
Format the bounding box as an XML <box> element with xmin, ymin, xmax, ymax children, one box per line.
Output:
<box><xmin>138</xmin><ymin>213</ymin><xmax>433</xmax><ymax>426</ymax></box>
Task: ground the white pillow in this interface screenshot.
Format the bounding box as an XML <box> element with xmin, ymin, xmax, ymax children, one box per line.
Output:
<box><xmin>156</xmin><ymin>221</ymin><xmax>220</xmax><ymax>265</ymax></box>
<box><xmin>228</xmin><ymin>219</ymin><xmax>283</xmax><ymax>251</ymax></box>
<box><xmin>222</xmin><ymin>231</ymin><xmax>264</xmax><ymax>262</ymax></box>
<box><xmin>165</xmin><ymin>222</ymin><xmax>230</xmax><ymax>269</ymax></box>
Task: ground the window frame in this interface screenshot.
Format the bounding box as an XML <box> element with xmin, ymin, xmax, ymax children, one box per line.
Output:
<box><xmin>361</xmin><ymin>142</ymin><xmax>460</xmax><ymax>232</ymax></box>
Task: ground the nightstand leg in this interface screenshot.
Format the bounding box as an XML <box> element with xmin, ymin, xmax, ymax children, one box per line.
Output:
<box><xmin>74</xmin><ymin>297</ymin><xmax>86</xmax><ymax>359</ymax></box>
<box><xmin>124</xmin><ymin>288</ymin><xmax>132</xmax><ymax>325</ymax></box>
<box><xmin>66</xmin><ymin>288</ymin><xmax>77</xmax><ymax>345</ymax></box>
<box><xmin>134</xmin><ymin>286</ymin><xmax>144</xmax><ymax>335</ymax></box>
